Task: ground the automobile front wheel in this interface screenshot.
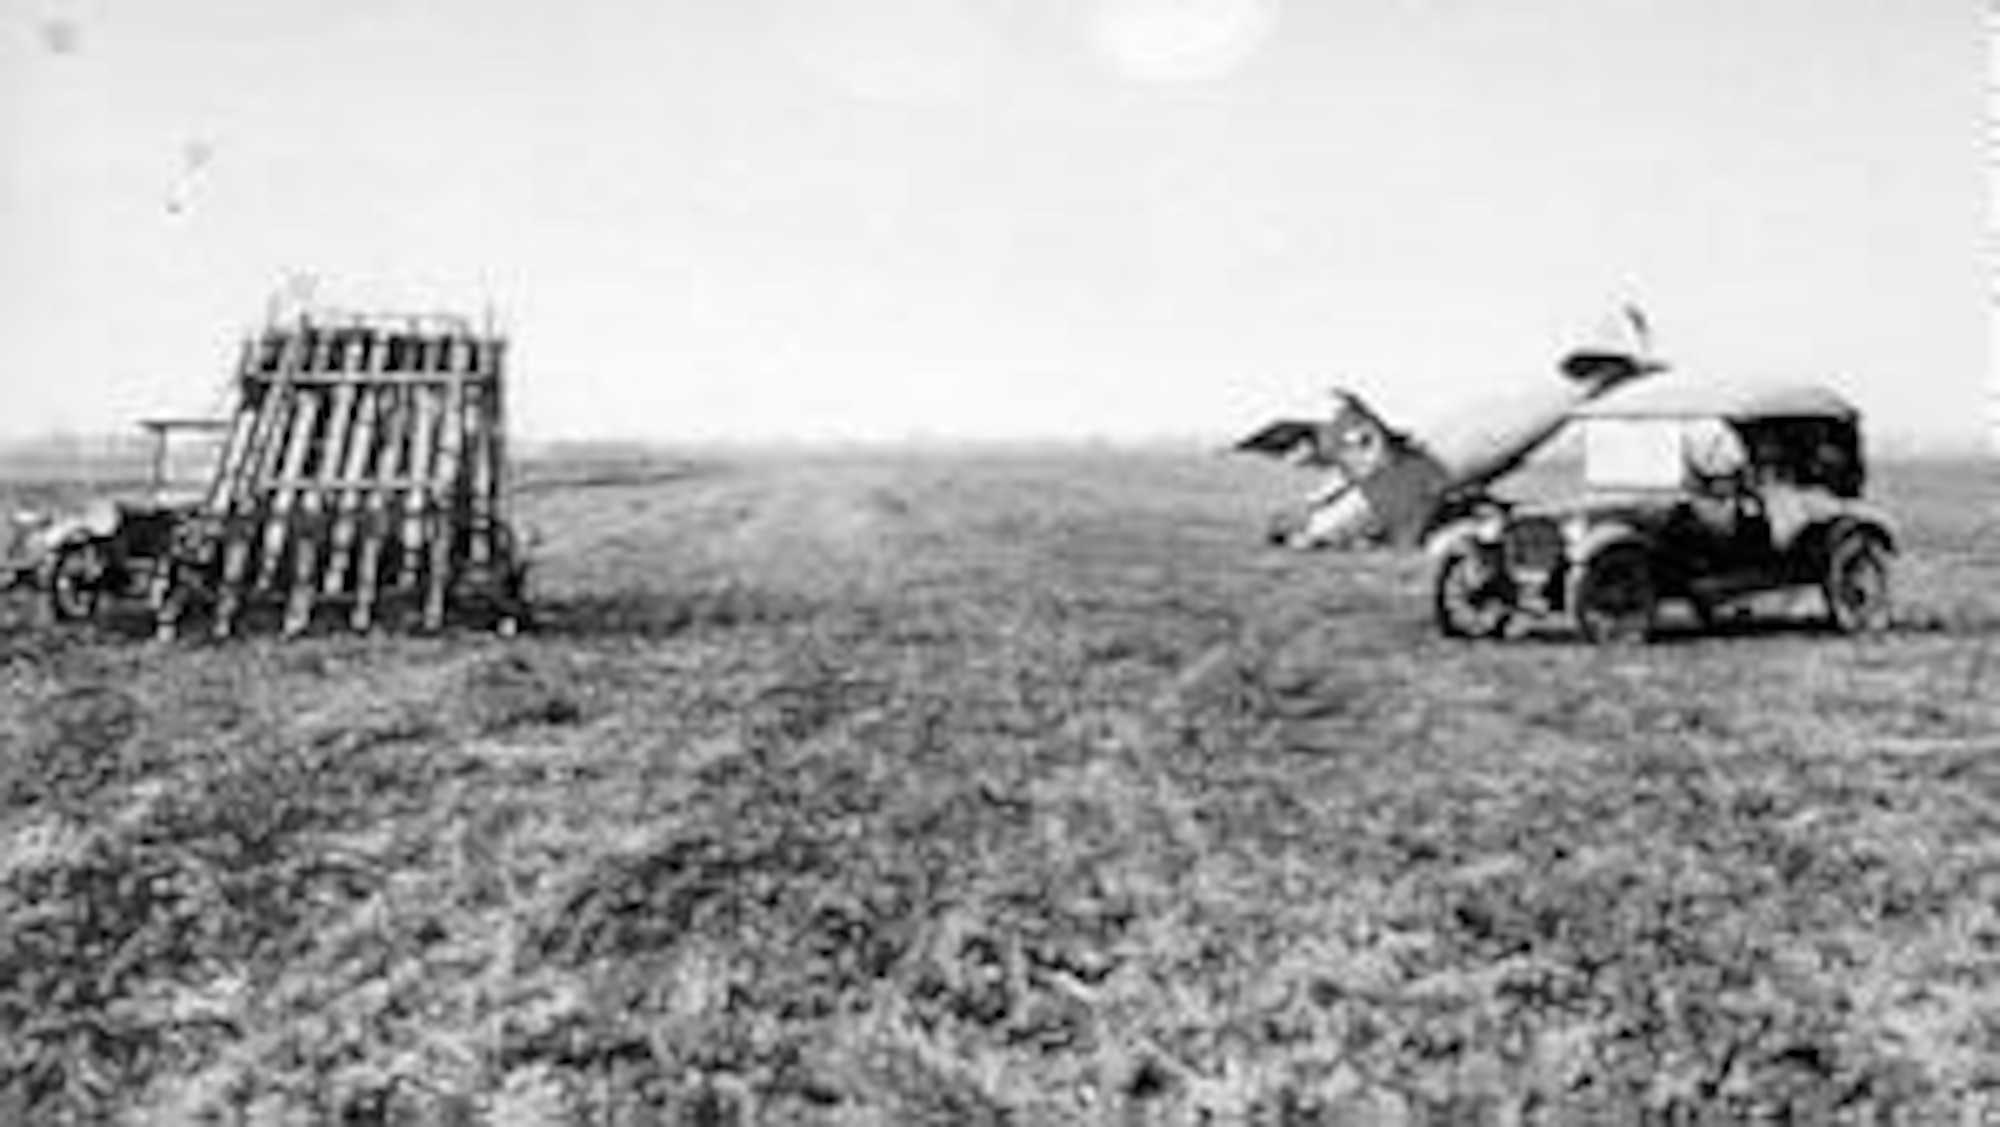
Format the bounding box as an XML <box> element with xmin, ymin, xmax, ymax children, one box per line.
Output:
<box><xmin>48</xmin><ymin>540</ymin><xmax>108</xmax><ymax>622</ymax></box>
<box><xmin>1572</xmin><ymin>544</ymin><xmax>1656</xmax><ymax>644</ymax></box>
<box><xmin>1824</xmin><ymin>534</ymin><xmax>1892</xmax><ymax>634</ymax></box>
<box><xmin>1433</xmin><ymin>547</ymin><xmax>1514</xmax><ymax>638</ymax></box>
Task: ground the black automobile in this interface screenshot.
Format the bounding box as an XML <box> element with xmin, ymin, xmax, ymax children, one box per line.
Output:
<box><xmin>3</xmin><ymin>419</ymin><xmax>228</xmax><ymax>622</ymax></box>
<box><xmin>1427</xmin><ymin>381</ymin><xmax>1895</xmax><ymax>642</ymax></box>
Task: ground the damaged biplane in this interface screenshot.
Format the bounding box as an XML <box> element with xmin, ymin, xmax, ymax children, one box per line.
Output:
<box><xmin>1237</xmin><ymin>306</ymin><xmax>1665</xmax><ymax>549</ymax></box>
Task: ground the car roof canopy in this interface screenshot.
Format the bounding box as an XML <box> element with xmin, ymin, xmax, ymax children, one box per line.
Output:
<box><xmin>1573</xmin><ymin>377</ymin><xmax>1858</xmax><ymax>422</ymax></box>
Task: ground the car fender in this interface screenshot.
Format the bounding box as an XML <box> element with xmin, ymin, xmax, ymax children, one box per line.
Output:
<box><xmin>1791</xmin><ymin>503</ymin><xmax>1898</xmax><ymax>567</ymax></box>
<box><xmin>40</xmin><ymin>501</ymin><xmax>120</xmax><ymax>550</ymax></box>
<box><xmin>1762</xmin><ymin>487</ymin><xmax>1896</xmax><ymax>557</ymax></box>
<box><xmin>1558</xmin><ymin>521</ymin><xmax>1659</xmax><ymax>623</ymax></box>
<box><xmin>1423</xmin><ymin>513</ymin><xmax>1505</xmax><ymax>561</ymax></box>
<box><xmin>1828</xmin><ymin>503</ymin><xmax>1898</xmax><ymax>553</ymax></box>
<box><xmin>1567</xmin><ymin>519</ymin><xmax>1654</xmax><ymax>567</ymax></box>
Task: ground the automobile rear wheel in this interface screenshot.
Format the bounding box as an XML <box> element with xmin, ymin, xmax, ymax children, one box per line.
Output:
<box><xmin>1824</xmin><ymin>533</ymin><xmax>1891</xmax><ymax>634</ymax></box>
<box><xmin>1433</xmin><ymin>546</ymin><xmax>1514</xmax><ymax>638</ymax></box>
<box><xmin>1572</xmin><ymin>544</ymin><xmax>1656</xmax><ymax>644</ymax></box>
<box><xmin>48</xmin><ymin>540</ymin><xmax>108</xmax><ymax>622</ymax></box>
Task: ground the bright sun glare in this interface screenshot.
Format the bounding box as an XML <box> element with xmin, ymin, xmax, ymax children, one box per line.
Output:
<box><xmin>1082</xmin><ymin>0</ymin><xmax>1281</xmax><ymax>83</ymax></box>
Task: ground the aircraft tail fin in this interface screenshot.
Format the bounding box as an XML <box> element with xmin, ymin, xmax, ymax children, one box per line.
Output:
<box><xmin>1261</xmin><ymin>389</ymin><xmax>1453</xmax><ymax>549</ymax></box>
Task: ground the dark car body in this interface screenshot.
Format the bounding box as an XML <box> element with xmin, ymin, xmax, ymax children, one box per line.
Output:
<box><xmin>2</xmin><ymin>420</ymin><xmax>225</xmax><ymax>622</ymax></box>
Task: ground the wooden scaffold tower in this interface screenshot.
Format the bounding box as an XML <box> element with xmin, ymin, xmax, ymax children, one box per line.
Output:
<box><xmin>151</xmin><ymin>309</ymin><xmax>528</xmax><ymax>639</ymax></box>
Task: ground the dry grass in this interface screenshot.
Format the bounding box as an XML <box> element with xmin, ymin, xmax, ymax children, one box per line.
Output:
<box><xmin>1</xmin><ymin>449</ymin><xmax>1995</xmax><ymax>1123</ymax></box>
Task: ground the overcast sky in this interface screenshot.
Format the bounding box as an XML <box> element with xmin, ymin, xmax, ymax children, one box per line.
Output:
<box><xmin>0</xmin><ymin>0</ymin><xmax>1986</xmax><ymax>444</ymax></box>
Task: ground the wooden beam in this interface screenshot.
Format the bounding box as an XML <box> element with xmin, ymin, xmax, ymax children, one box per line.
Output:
<box><xmin>214</xmin><ymin>333</ymin><xmax>310</xmax><ymax>637</ymax></box>
<box><xmin>322</xmin><ymin>339</ymin><xmax>385</xmax><ymax>599</ymax></box>
<box><xmin>424</xmin><ymin>344</ymin><xmax>469</xmax><ymax>630</ymax></box>
<box><xmin>284</xmin><ymin>374</ymin><xmax>358</xmax><ymax>636</ymax></box>
<box><xmin>253</xmin><ymin>352</ymin><xmax>325</xmax><ymax>594</ymax></box>
<box><xmin>350</xmin><ymin>383</ymin><xmax>411</xmax><ymax>632</ymax></box>
<box><xmin>394</xmin><ymin>371</ymin><xmax>442</xmax><ymax>595</ymax></box>
<box><xmin>237</xmin><ymin>369</ymin><xmax>491</xmax><ymax>387</ymax></box>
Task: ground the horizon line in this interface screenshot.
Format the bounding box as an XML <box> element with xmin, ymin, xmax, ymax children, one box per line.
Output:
<box><xmin>0</xmin><ymin>427</ymin><xmax>1990</xmax><ymax>460</ymax></box>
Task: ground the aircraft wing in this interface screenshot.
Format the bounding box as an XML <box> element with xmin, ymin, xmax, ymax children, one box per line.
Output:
<box><xmin>1233</xmin><ymin>419</ymin><xmax>1329</xmax><ymax>464</ymax></box>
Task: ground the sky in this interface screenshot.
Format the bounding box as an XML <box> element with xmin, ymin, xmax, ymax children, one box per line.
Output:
<box><xmin>0</xmin><ymin>0</ymin><xmax>1988</xmax><ymax>445</ymax></box>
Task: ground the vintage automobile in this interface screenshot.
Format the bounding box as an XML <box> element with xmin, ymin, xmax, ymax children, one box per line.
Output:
<box><xmin>1426</xmin><ymin>381</ymin><xmax>1896</xmax><ymax>642</ymax></box>
<box><xmin>2</xmin><ymin>419</ymin><xmax>227</xmax><ymax>622</ymax></box>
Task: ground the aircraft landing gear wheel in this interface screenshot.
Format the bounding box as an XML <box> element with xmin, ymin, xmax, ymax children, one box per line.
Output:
<box><xmin>1266</xmin><ymin>509</ymin><xmax>1303</xmax><ymax>547</ymax></box>
<box><xmin>1824</xmin><ymin>534</ymin><xmax>1891</xmax><ymax>634</ymax></box>
<box><xmin>1433</xmin><ymin>547</ymin><xmax>1514</xmax><ymax>639</ymax></box>
<box><xmin>1573</xmin><ymin>544</ymin><xmax>1656</xmax><ymax>644</ymax></box>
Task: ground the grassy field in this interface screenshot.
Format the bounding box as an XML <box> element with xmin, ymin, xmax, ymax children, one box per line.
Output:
<box><xmin>1</xmin><ymin>449</ymin><xmax>1995</xmax><ymax>1123</ymax></box>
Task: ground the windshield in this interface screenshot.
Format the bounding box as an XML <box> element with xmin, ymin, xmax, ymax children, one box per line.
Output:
<box><xmin>146</xmin><ymin>425</ymin><xmax>230</xmax><ymax>500</ymax></box>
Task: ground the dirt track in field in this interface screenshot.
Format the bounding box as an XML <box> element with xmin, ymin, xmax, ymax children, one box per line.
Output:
<box><xmin>2</xmin><ymin>451</ymin><xmax>1997</xmax><ymax>1123</ymax></box>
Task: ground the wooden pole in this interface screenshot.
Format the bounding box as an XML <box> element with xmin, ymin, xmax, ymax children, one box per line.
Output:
<box><xmin>214</xmin><ymin>324</ymin><xmax>311</xmax><ymax>637</ymax></box>
<box><xmin>488</xmin><ymin>339</ymin><xmax>509</xmax><ymax>567</ymax></box>
<box><xmin>350</xmin><ymin>347</ymin><xmax>413</xmax><ymax>632</ymax></box>
<box><xmin>283</xmin><ymin>332</ymin><xmax>360</xmax><ymax>636</ymax></box>
<box><xmin>322</xmin><ymin>332</ymin><xmax>382</xmax><ymax>600</ymax></box>
<box><xmin>393</xmin><ymin>341</ymin><xmax>441</xmax><ymax>597</ymax></box>
<box><xmin>464</xmin><ymin>354</ymin><xmax>493</xmax><ymax>570</ymax></box>
<box><xmin>423</xmin><ymin>339</ymin><xmax>469</xmax><ymax>629</ymax></box>
<box><xmin>253</xmin><ymin>334</ymin><xmax>326</xmax><ymax>595</ymax></box>
<box><xmin>486</xmin><ymin>338</ymin><xmax>520</xmax><ymax>633</ymax></box>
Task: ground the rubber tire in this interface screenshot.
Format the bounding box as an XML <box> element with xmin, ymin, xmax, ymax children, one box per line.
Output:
<box><xmin>1266</xmin><ymin>509</ymin><xmax>1303</xmax><ymax>547</ymax></box>
<box><xmin>1434</xmin><ymin>548</ymin><xmax>1514</xmax><ymax>639</ymax></box>
<box><xmin>1824</xmin><ymin>534</ymin><xmax>1891</xmax><ymax>634</ymax></box>
<box><xmin>1572</xmin><ymin>544</ymin><xmax>1657</xmax><ymax>645</ymax></box>
<box><xmin>48</xmin><ymin>540</ymin><xmax>107</xmax><ymax>622</ymax></box>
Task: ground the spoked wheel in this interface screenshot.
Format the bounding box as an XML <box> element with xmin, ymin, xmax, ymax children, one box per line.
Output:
<box><xmin>48</xmin><ymin>540</ymin><xmax>109</xmax><ymax>622</ymax></box>
<box><xmin>1572</xmin><ymin>544</ymin><xmax>1656</xmax><ymax>644</ymax></box>
<box><xmin>1433</xmin><ymin>547</ymin><xmax>1514</xmax><ymax>639</ymax></box>
<box><xmin>1824</xmin><ymin>533</ymin><xmax>1892</xmax><ymax>634</ymax></box>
